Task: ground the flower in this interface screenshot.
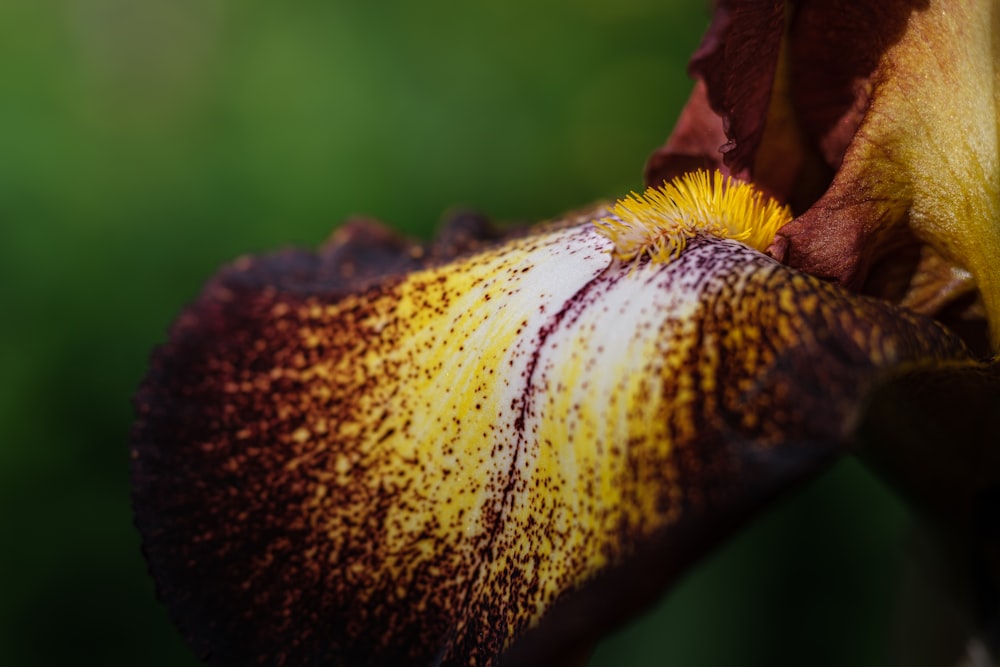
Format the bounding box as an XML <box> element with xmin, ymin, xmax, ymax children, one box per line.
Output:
<box><xmin>132</xmin><ymin>1</ymin><xmax>1000</xmax><ymax>665</ymax></box>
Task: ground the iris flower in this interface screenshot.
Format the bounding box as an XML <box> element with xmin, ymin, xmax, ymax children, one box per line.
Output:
<box><xmin>132</xmin><ymin>0</ymin><xmax>1000</xmax><ymax>665</ymax></box>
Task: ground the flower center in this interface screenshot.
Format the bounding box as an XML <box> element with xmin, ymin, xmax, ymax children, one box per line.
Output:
<box><xmin>595</xmin><ymin>169</ymin><xmax>792</xmax><ymax>264</ymax></box>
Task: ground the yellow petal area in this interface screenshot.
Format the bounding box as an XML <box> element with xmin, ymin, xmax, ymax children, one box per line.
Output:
<box><xmin>131</xmin><ymin>219</ymin><xmax>970</xmax><ymax>666</ymax></box>
<box><xmin>778</xmin><ymin>0</ymin><xmax>1000</xmax><ymax>349</ymax></box>
<box><xmin>878</xmin><ymin>0</ymin><xmax>1000</xmax><ymax>343</ymax></box>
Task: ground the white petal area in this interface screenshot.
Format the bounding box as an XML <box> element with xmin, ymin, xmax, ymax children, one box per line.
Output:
<box><xmin>453</xmin><ymin>233</ymin><xmax>778</xmax><ymax>640</ymax></box>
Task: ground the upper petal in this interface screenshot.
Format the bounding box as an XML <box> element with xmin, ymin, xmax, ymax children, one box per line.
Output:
<box><xmin>645</xmin><ymin>1</ymin><xmax>789</xmax><ymax>191</ymax></box>
<box><xmin>775</xmin><ymin>0</ymin><xmax>1000</xmax><ymax>350</ymax></box>
<box><xmin>787</xmin><ymin>0</ymin><xmax>929</xmax><ymax>170</ymax></box>
<box><xmin>688</xmin><ymin>0</ymin><xmax>785</xmax><ymax>175</ymax></box>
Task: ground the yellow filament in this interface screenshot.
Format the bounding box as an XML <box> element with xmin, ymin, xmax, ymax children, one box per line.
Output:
<box><xmin>595</xmin><ymin>170</ymin><xmax>793</xmax><ymax>264</ymax></box>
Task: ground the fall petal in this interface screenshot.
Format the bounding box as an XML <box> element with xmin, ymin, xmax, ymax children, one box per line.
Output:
<box><xmin>775</xmin><ymin>0</ymin><xmax>1000</xmax><ymax>347</ymax></box>
<box><xmin>132</xmin><ymin>217</ymin><xmax>971</xmax><ymax>666</ymax></box>
<box><xmin>858</xmin><ymin>358</ymin><xmax>1000</xmax><ymax>653</ymax></box>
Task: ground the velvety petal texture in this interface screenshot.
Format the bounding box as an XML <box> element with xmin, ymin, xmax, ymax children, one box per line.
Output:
<box><xmin>649</xmin><ymin>0</ymin><xmax>1000</xmax><ymax>349</ymax></box>
<box><xmin>667</xmin><ymin>0</ymin><xmax>785</xmax><ymax>177</ymax></box>
<box><xmin>132</xmin><ymin>216</ymin><xmax>970</xmax><ymax>666</ymax></box>
<box><xmin>133</xmin><ymin>0</ymin><xmax>1000</xmax><ymax>662</ymax></box>
<box><xmin>778</xmin><ymin>0</ymin><xmax>1000</xmax><ymax>348</ymax></box>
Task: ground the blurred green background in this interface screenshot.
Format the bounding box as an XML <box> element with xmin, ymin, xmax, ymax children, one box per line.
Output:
<box><xmin>0</xmin><ymin>0</ymin><xmax>913</xmax><ymax>664</ymax></box>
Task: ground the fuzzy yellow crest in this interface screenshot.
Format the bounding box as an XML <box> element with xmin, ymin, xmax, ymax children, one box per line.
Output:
<box><xmin>595</xmin><ymin>170</ymin><xmax>793</xmax><ymax>264</ymax></box>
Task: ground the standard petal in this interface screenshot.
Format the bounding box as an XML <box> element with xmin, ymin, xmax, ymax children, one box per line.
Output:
<box><xmin>646</xmin><ymin>1</ymin><xmax>829</xmax><ymax>208</ymax></box>
<box><xmin>787</xmin><ymin>1</ymin><xmax>927</xmax><ymax>170</ymax></box>
<box><xmin>688</xmin><ymin>0</ymin><xmax>785</xmax><ymax>175</ymax></box>
<box><xmin>132</xmin><ymin>217</ymin><xmax>970</xmax><ymax>666</ymax></box>
<box><xmin>775</xmin><ymin>0</ymin><xmax>1000</xmax><ymax>349</ymax></box>
<box><xmin>645</xmin><ymin>1</ymin><xmax>789</xmax><ymax>192</ymax></box>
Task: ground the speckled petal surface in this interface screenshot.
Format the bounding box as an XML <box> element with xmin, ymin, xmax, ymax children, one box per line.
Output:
<box><xmin>132</xmin><ymin>217</ymin><xmax>971</xmax><ymax>666</ymax></box>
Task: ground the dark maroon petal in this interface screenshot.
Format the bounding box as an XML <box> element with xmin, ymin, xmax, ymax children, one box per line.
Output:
<box><xmin>770</xmin><ymin>179</ymin><xmax>886</xmax><ymax>289</ymax></box>
<box><xmin>774</xmin><ymin>0</ymin><xmax>1000</xmax><ymax>352</ymax></box>
<box><xmin>646</xmin><ymin>1</ymin><xmax>785</xmax><ymax>188</ymax></box>
<box><xmin>646</xmin><ymin>1</ymin><xmax>824</xmax><ymax>206</ymax></box>
<box><xmin>690</xmin><ymin>0</ymin><xmax>785</xmax><ymax>175</ymax></box>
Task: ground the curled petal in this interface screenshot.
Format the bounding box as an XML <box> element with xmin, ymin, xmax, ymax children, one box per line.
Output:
<box><xmin>787</xmin><ymin>1</ymin><xmax>928</xmax><ymax>170</ymax></box>
<box><xmin>647</xmin><ymin>0</ymin><xmax>828</xmax><ymax>206</ymax></box>
<box><xmin>653</xmin><ymin>1</ymin><xmax>999</xmax><ymax>349</ymax></box>
<box><xmin>688</xmin><ymin>0</ymin><xmax>785</xmax><ymax>175</ymax></box>
<box><xmin>132</xmin><ymin>215</ymin><xmax>972</xmax><ymax>666</ymax></box>
<box><xmin>645</xmin><ymin>0</ymin><xmax>786</xmax><ymax>190</ymax></box>
<box><xmin>775</xmin><ymin>0</ymin><xmax>1000</xmax><ymax>347</ymax></box>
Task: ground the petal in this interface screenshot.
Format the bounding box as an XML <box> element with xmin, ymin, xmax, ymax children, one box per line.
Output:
<box><xmin>646</xmin><ymin>1</ymin><xmax>830</xmax><ymax>208</ymax></box>
<box><xmin>775</xmin><ymin>0</ymin><xmax>1000</xmax><ymax>349</ymax></box>
<box><xmin>645</xmin><ymin>1</ymin><xmax>786</xmax><ymax>188</ymax></box>
<box><xmin>688</xmin><ymin>0</ymin><xmax>785</xmax><ymax>175</ymax></box>
<box><xmin>132</xmin><ymin>218</ymin><xmax>970</xmax><ymax>666</ymax></box>
<box><xmin>787</xmin><ymin>1</ymin><xmax>924</xmax><ymax>170</ymax></box>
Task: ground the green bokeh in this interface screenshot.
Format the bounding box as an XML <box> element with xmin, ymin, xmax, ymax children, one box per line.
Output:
<box><xmin>0</xmin><ymin>1</ymin><xmax>911</xmax><ymax>664</ymax></box>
